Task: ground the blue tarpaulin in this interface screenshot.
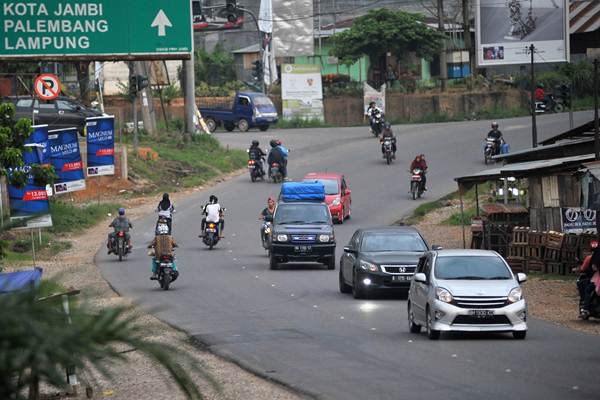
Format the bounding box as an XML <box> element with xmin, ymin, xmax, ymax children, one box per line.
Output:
<box><xmin>280</xmin><ymin>181</ymin><xmax>325</xmax><ymax>202</ymax></box>
<box><xmin>0</xmin><ymin>267</ymin><xmax>43</xmax><ymax>293</ymax></box>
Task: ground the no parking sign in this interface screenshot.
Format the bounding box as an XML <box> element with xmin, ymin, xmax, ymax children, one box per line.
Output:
<box><xmin>34</xmin><ymin>74</ymin><xmax>61</xmax><ymax>100</ymax></box>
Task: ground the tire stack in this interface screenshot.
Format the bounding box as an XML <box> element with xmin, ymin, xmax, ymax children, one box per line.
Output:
<box><xmin>506</xmin><ymin>227</ymin><xmax>529</xmax><ymax>273</ymax></box>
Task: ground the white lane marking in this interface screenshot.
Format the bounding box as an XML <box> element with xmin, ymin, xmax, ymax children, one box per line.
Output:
<box><xmin>503</xmin><ymin>124</ymin><xmax>528</xmax><ymax>131</ymax></box>
<box><xmin>340</xmin><ymin>316</ymin><xmax>344</xmax><ymax>320</ymax></box>
<box><xmin>242</xmin><ymin>266</ymin><xmax>246</xmax><ymax>269</ymax></box>
<box><xmin>572</xmin><ymin>386</ymin><xmax>579</xmax><ymax>391</ymax></box>
<box><xmin>505</xmin><ymin>369</ymin><xmax>511</xmax><ymax>373</ymax></box>
<box><xmin>451</xmin><ymin>354</ymin><xmax>457</xmax><ymax>358</ymax></box>
<box><xmin>408</xmin><ymin>340</ymin><xmax>413</xmax><ymax>343</ymax></box>
<box><xmin>271</xmin><ymin>284</ymin><xmax>276</xmax><ymax>287</ymax></box>
<box><xmin>370</xmin><ymin>328</ymin><xmax>376</xmax><ymax>331</ymax></box>
<box><xmin>228</xmin><ymin>250</ymin><xmax>233</xmax><ymax>253</ymax></box>
<box><xmin>255</xmin><ymin>275</ymin><xmax>259</xmax><ymax>279</ymax></box>
<box><xmin>233</xmin><ymin>258</ymin><xmax>237</xmax><ymax>261</ymax></box>
<box><xmin>290</xmin><ymin>293</ymin><xmax>295</xmax><ymax>297</ymax></box>
<box><xmin>313</xmin><ymin>305</ymin><xmax>318</xmax><ymax>308</ymax></box>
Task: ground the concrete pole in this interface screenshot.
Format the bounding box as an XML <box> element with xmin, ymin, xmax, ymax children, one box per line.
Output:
<box><xmin>462</xmin><ymin>0</ymin><xmax>472</xmax><ymax>79</ymax></box>
<box><xmin>183</xmin><ymin>54</ymin><xmax>196</xmax><ymax>137</ymax></box>
<box><xmin>438</xmin><ymin>0</ymin><xmax>447</xmax><ymax>92</ymax></box>
<box><xmin>530</xmin><ymin>44</ymin><xmax>537</xmax><ymax>148</ymax></box>
<box><xmin>135</xmin><ymin>61</ymin><xmax>157</xmax><ymax>135</ymax></box>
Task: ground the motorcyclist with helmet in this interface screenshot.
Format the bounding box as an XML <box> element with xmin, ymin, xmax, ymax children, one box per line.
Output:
<box><xmin>578</xmin><ymin>241</ymin><xmax>600</xmax><ymax>319</ymax></box>
<box><xmin>248</xmin><ymin>139</ymin><xmax>267</xmax><ymax>177</ymax></box>
<box><xmin>365</xmin><ymin>101</ymin><xmax>382</xmax><ymax>133</ymax></box>
<box><xmin>267</xmin><ymin>139</ymin><xmax>287</xmax><ymax>179</ymax></box>
<box><xmin>200</xmin><ymin>195</ymin><xmax>225</xmax><ymax>238</ymax></box>
<box><xmin>156</xmin><ymin>192</ymin><xmax>174</xmax><ymax>234</ymax></box>
<box><xmin>486</xmin><ymin>121</ymin><xmax>504</xmax><ymax>156</ymax></box>
<box><xmin>380</xmin><ymin>122</ymin><xmax>397</xmax><ymax>158</ymax></box>
<box><xmin>148</xmin><ymin>222</ymin><xmax>178</xmax><ymax>280</ymax></box>
<box><xmin>107</xmin><ymin>207</ymin><xmax>133</xmax><ymax>254</ymax></box>
<box><xmin>573</xmin><ymin>240</ymin><xmax>599</xmax><ymax>315</ymax></box>
<box><xmin>410</xmin><ymin>154</ymin><xmax>428</xmax><ymax>191</ymax></box>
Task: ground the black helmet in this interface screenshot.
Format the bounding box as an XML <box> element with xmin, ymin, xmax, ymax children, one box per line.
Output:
<box><xmin>269</xmin><ymin>139</ymin><xmax>278</xmax><ymax>148</ymax></box>
<box><xmin>209</xmin><ymin>195</ymin><xmax>218</xmax><ymax>204</ymax></box>
<box><xmin>491</xmin><ymin>121</ymin><xmax>499</xmax><ymax>129</ymax></box>
<box><xmin>384</xmin><ymin>122</ymin><xmax>391</xmax><ymax>129</ymax></box>
<box><xmin>118</xmin><ymin>207</ymin><xmax>125</xmax><ymax>216</ymax></box>
<box><xmin>252</xmin><ymin>140</ymin><xmax>259</xmax><ymax>146</ymax></box>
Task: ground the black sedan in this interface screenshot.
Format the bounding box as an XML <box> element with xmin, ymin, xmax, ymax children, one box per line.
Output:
<box><xmin>339</xmin><ymin>226</ymin><xmax>430</xmax><ymax>299</ymax></box>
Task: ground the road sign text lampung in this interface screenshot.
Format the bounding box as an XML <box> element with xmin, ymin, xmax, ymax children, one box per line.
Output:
<box><xmin>1</xmin><ymin>1</ymin><xmax>192</xmax><ymax>59</ymax></box>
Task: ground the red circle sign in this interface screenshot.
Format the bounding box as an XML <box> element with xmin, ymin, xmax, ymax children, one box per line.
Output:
<box><xmin>34</xmin><ymin>74</ymin><xmax>61</xmax><ymax>100</ymax></box>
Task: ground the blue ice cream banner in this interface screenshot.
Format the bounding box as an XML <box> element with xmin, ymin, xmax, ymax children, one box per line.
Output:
<box><xmin>48</xmin><ymin>128</ymin><xmax>86</xmax><ymax>194</ymax></box>
<box><xmin>86</xmin><ymin>115</ymin><xmax>115</xmax><ymax>177</ymax></box>
<box><xmin>8</xmin><ymin>124</ymin><xmax>53</xmax><ymax>228</ymax></box>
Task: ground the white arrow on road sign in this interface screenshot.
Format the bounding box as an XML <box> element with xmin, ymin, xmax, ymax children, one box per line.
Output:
<box><xmin>151</xmin><ymin>9</ymin><xmax>172</xmax><ymax>37</ymax></box>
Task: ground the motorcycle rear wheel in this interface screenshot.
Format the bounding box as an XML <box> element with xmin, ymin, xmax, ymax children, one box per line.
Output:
<box><xmin>161</xmin><ymin>272</ymin><xmax>171</xmax><ymax>290</ymax></box>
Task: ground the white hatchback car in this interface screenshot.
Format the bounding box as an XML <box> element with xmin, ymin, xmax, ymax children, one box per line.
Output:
<box><xmin>407</xmin><ymin>249</ymin><xmax>527</xmax><ymax>340</ymax></box>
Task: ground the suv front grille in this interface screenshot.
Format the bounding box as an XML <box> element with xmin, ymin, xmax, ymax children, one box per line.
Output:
<box><xmin>291</xmin><ymin>234</ymin><xmax>316</xmax><ymax>243</ymax></box>
<box><xmin>452</xmin><ymin>315</ymin><xmax>511</xmax><ymax>325</ymax></box>
<box><xmin>452</xmin><ymin>296</ymin><xmax>508</xmax><ymax>309</ymax></box>
<box><xmin>381</xmin><ymin>265</ymin><xmax>416</xmax><ymax>275</ymax></box>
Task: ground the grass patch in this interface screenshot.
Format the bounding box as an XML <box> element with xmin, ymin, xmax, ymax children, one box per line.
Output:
<box><xmin>401</xmin><ymin>193</ymin><xmax>456</xmax><ymax>225</ymax></box>
<box><xmin>390</xmin><ymin>106</ymin><xmax>529</xmax><ymax>125</ymax></box>
<box><xmin>272</xmin><ymin>117</ymin><xmax>331</xmax><ymax>129</ymax></box>
<box><xmin>442</xmin><ymin>207</ymin><xmax>478</xmax><ymax>226</ymax></box>
<box><xmin>129</xmin><ymin>134</ymin><xmax>246</xmax><ymax>192</ymax></box>
<box><xmin>49</xmin><ymin>200</ymin><xmax>122</xmax><ymax>235</ymax></box>
<box><xmin>528</xmin><ymin>271</ymin><xmax>576</xmax><ymax>282</ymax></box>
<box><xmin>3</xmin><ymin>232</ymin><xmax>72</xmax><ymax>264</ymax></box>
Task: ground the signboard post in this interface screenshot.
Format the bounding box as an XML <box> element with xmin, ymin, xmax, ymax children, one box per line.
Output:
<box><xmin>0</xmin><ymin>0</ymin><xmax>192</xmax><ymax>60</ymax></box>
<box><xmin>475</xmin><ymin>0</ymin><xmax>569</xmax><ymax>67</ymax></box>
<box><xmin>281</xmin><ymin>64</ymin><xmax>324</xmax><ymax>121</ymax></box>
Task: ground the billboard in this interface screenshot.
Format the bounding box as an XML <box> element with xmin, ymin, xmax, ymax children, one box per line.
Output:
<box><xmin>561</xmin><ymin>207</ymin><xmax>597</xmax><ymax>234</ymax></box>
<box><xmin>475</xmin><ymin>0</ymin><xmax>569</xmax><ymax>66</ymax></box>
<box><xmin>281</xmin><ymin>64</ymin><xmax>324</xmax><ymax>121</ymax></box>
<box><xmin>86</xmin><ymin>116</ymin><xmax>115</xmax><ymax>177</ymax></box>
<box><xmin>49</xmin><ymin>128</ymin><xmax>86</xmax><ymax>194</ymax></box>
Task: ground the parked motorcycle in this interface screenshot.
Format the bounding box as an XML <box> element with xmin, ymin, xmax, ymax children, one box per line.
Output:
<box><xmin>381</xmin><ymin>137</ymin><xmax>394</xmax><ymax>165</ymax></box>
<box><xmin>270</xmin><ymin>162</ymin><xmax>283</xmax><ymax>183</ymax></box>
<box><xmin>156</xmin><ymin>253</ymin><xmax>179</xmax><ymax>291</ymax></box>
<box><xmin>577</xmin><ymin>274</ymin><xmax>600</xmax><ymax>320</ymax></box>
<box><xmin>260</xmin><ymin>216</ymin><xmax>273</xmax><ymax>250</ymax></box>
<box><xmin>410</xmin><ymin>168</ymin><xmax>425</xmax><ymax>200</ymax></box>
<box><xmin>110</xmin><ymin>230</ymin><xmax>130</xmax><ymax>262</ymax></box>
<box><xmin>371</xmin><ymin>111</ymin><xmax>385</xmax><ymax>137</ymax></box>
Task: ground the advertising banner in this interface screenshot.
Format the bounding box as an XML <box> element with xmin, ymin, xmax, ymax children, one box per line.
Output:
<box><xmin>86</xmin><ymin>115</ymin><xmax>115</xmax><ymax>177</ymax></box>
<box><xmin>8</xmin><ymin>125</ymin><xmax>52</xmax><ymax>228</ymax></box>
<box><xmin>561</xmin><ymin>207</ymin><xmax>597</xmax><ymax>234</ymax></box>
<box><xmin>273</xmin><ymin>0</ymin><xmax>313</xmax><ymax>56</ymax></box>
<box><xmin>48</xmin><ymin>128</ymin><xmax>86</xmax><ymax>194</ymax></box>
<box><xmin>475</xmin><ymin>0</ymin><xmax>569</xmax><ymax>66</ymax></box>
<box><xmin>363</xmin><ymin>82</ymin><xmax>386</xmax><ymax>114</ymax></box>
<box><xmin>281</xmin><ymin>64</ymin><xmax>324</xmax><ymax>121</ymax></box>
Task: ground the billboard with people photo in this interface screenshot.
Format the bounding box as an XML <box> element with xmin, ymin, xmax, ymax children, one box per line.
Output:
<box><xmin>476</xmin><ymin>0</ymin><xmax>568</xmax><ymax>66</ymax></box>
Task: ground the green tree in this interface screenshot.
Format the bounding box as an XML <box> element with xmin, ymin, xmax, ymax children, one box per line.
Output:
<box><xmin>330</xmin><ymin>9</ymin><xmax>445</xmax><ymax>77</ymax></box>
<box><xmin>0</xmin><ymin>102</ymin><xmax>56</xmax><ymax>187</ymax></box>
<box><xmin>0</xmin><ymin>282</ymin><xmax>215</xmax><ymax>400</ymax></box>
<box><xmin>194</xmin><ymin>44</ymin><xmax>237</xmax><ymax>86</ymax></box>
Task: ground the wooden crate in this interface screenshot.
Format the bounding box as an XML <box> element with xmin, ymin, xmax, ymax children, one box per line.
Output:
<box><xmin>527</xmin><ymin>245</ymin><xmax>543</xmax><ymax>260</ymax></box>
<box><xmin>507</xmin><ymin>244</ymin><xmax>526</xmax><ymax>260</ymax></box>
<box><xmin>545</xmin><ymin>231</ymin><xmax>565</xmax><ymax>250</ymax></box>
<box><xmin>560</xmin><ymin>249</ymin><xmax>577</xmax><ymax>265</ymax></box>
<box><xmin>511</xmin><ymin>227</ymin><xmax>529</xmax><ymax>246</ymax></box>
<box><xmin>563</xmin><ymin>233</ymin><xmax>579</xmax><ymax>251</ymax></box>
<box><xmin>526</xmin><ymin>260</ymin><xmax>544</xmax><ymax>272</ymax></box>
<box><xmin>544</xmin><ymin>247</ymin><xmax>561</xmax><ymax>262</ymax></box>
<box><xmin>544</xmin><ymin>262</ymin><xmax>565</xmax><ymax>275</ymax></box>
<box><xmin>528</xmin><ymin>231</ymin><xmax>547</xmax><ymax>247</ymax></box>
<box><xmin>507</xmin><ymin>258</ymin><xmax>525</xmax><ymax>273</ymax></box>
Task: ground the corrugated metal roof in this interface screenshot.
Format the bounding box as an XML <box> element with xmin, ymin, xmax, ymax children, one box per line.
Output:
<box><xmin>455</xmin><ymin>154</ymin><xmax>597</xmax><ymax>183</ymax></box>
<box><xmin>571</xmin><ymin>1</ymin><xmax>600</xmax><ymax>34</ymax></box>
<box><xmin>583</xmin><ymin>160</ymin><xmax>600</xmax><ymax>180</ymax></box>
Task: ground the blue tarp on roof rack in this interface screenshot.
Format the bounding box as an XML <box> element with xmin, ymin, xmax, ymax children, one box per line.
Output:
<box><xmin>280</xmin><ymin>181</ymin><xmax>325</xmax><ymax>202</ymax></box>
<box><xmin>0</xmin><ymin>267</ymin><xmax>43</xmax><ymax>294</ymax></box>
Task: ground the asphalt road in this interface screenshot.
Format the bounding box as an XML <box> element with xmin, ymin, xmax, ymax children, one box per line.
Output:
<box><xmin>98</xmin><ymin>112</ymin><xmax>600</xmax><ymax>400</ymax></box>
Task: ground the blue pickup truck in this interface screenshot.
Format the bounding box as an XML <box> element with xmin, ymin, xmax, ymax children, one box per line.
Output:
<box><xmin>199</xmin><ymin>92</ymin><xmax>278</xmax><ymax>132</ymax></box>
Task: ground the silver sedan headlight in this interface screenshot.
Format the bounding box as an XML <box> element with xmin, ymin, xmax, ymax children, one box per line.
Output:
<box><xmin>436</xmin><ymin>287</ymin><xmax>453</xmax><ymax>303</ymax></box>
<box><xmin>508</xmin><ymin>287</ymin><xmax>522</xmax><ymax>303</ymax></box>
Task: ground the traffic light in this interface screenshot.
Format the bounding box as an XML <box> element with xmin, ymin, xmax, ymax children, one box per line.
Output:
<box><xmin>217</xmin><ymin>0</ymin><xmax>239</xmax><ymax>23</ymax></box>
<box><xmin>136</xmin><ymin>75</ymin><xmax>149</xmax><ymax>91</ymax></box>
<box><xmin>128</xmin><ymin>75</ymin><xmax>137</xmax><ymax>99</ymax></box>
<box><xmin>252</xmin><ymin>60</ymin><xmax>263</xmax><ymax>81</ymax></box>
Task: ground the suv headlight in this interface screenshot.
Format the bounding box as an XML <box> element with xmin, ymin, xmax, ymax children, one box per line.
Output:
<box><xmin>508</xmin><ymin>287</ymin><xmax>522</xmax><ymax>303</ymax></box>
<box><xmin>359</xmin><ymin>261</ymin><xmax>378</xmax><ymax>272</ymax></box>
<box><xmin>332</xmin><ymin>198</ymin><xmax>341</xmax><ymax>206</ymax></box>
<box><xmin>435</xmin><ymin>287</ymin><xmax>453</xmax><ymax>303</ymax></box>
<box><xmin>319</xmin><ymin>234</ymin><xmax>331</xmax><ymax>242</ymax></box>
<box><xmin>276</xmin><ymin>234</ymin><xmax>288</xmax><ymax>242</ymax></box>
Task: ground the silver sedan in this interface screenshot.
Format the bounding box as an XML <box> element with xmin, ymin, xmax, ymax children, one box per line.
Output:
<box><xmin>407</xmin><ymin>249</ymin><xmax>528</xmax><ymax>340</ymax></box>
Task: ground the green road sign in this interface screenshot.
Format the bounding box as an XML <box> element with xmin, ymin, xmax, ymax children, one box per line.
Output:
<box><xmin>0</xmin><ymin>0</ymin><xmax>192</xmax><ymax>60</ymax></box>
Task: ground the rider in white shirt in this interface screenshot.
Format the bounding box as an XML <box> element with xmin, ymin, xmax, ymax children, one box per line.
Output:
<box><xmin>200</xmin><ymin>195</ymin><xmax>224</xmax><ymax>238</ymax></box>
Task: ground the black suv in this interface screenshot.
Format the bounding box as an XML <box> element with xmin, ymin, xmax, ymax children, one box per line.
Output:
<box><xmin>4</xmin><ymin>96</ymin><xmax>103</xmax><ymax>135</ymax></box>
<box><xmin>269</xmin><ymin>201</ymin><xmax>336</xmax><ymax>270</ymax></box>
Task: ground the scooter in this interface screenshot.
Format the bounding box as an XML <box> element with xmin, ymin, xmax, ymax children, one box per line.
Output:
<box><xmin>370</xmin><ymin>111</ymin><xmax>385</xmax><ymax>137</ymax></box>
<box><xmin>483</xmin><ymin>138</ymin><xmax>498</xmax><ymax>165</ymax></box>
<box><xmin>156</xmin><ymin>253</ymin><xmax>178</xmax><ymax>291</ymax></box>
<box><xmin>270</xmin><ymin>162</ymin><xmax>283</xmax><ymax>183</ymax></box>
<box><xmin>381</xmin><ymin>137</ymin><xmax>394</xmax><ymax>165</ymax></box>
<box><xmin>410</xmin><ymin>169</ymin><xmax>425</xmax><ymax>200</ymax></box>
<box><xmin>248</xmin><ymin>158</ymin><xmax>265</xmax><ymax>182</ymax></box>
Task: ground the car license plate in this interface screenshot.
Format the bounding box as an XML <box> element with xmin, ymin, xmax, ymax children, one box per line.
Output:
<box><xmin>294</xmin><ymin>245</ymin><xmax>312</xmax><ymax>253</ymax></box>
<box><xmin>392</xmin><ymin>275</ymin><xmax>409</xmax><ymax>281</ymax></box>
<box><xmin>469</xmin><ymin>309</ymin><xmax>494</xmax><ymax>318</ymax></box>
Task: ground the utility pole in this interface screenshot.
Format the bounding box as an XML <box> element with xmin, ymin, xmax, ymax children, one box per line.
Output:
<box><xmin>595</xmin><ymin>59</ymin><xmax>599</xmax><ymax>160</ymax></box>
<box><xmin>528</xmin><ymin>44</ymin><xmax>537</xmax><ymax>148</ymax></box>
<box><xmin>128</xmin><ymin>62</ymin><xmax>139</xmax><ymax>154</ymax></box>
<box><xmin>462</xmin><ymin>0</ymin><xmax>472</xmax><ymax>82</ymax></box>
<box><xmin>438</xmin><ymin>0</ymin><xmax>447</xmax><ymax>92</ymax></box>
<box><xmin>183</xmin><ymin>53</ymin><xmax>196</xmax><ymax>139</ymax></box>
<box><xmin>135</xmin><ymin>61</ymin><xmax>156</xmax><ymax>135</ymax></box>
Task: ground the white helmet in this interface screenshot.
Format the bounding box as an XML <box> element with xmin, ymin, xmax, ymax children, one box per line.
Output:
<box><xmin>156</xmin><ymin>223</ymin><xmax>169</xmax><ymax>235</ymax></box>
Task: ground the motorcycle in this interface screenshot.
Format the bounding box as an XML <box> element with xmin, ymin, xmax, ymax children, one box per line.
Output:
<box><xmin>381</xmin><ymin>137</ymin><xmax>394</xmax><ymax>165</ymax></box>
<box><xmin>247</xmin><ymin>158</ymin><xmax>264</xmax><ymax>182</ymax></box>
<box><xmin>156</xmin><ymin>215</ymin><xmax>171</xmax><ymax>235</ymax></box>
<box><xmin>577</xmin><ymin>274</ymin><xmax>600</xmax><ymax>320</ymax></box>
<box><xmin>202</xmin><ymin>221</ymin><xmax>221</xmax><ymax>250</ymax></box>
<box><xmin>534</xmin><ymin>94</ymin><xmax>565</xmax><ymax>114</ymax></box>
<box><xmin>484</xmin><ymin>137</ymin><xmax>498</xmax><ymax>165</ymax></box>
<box><xmin>270</xmin><ymin>162</ymin><xmax>283</xmax><ymax>183</ymax></box>
<box><xmin>370</xmin><ymin>111</ymin><xmax>385</xmax><ymax>137</ymax></box>
<box><xmin>410</xmin><ymin>168</ymin><xmax>425</xmax><ymax>200</ymax></box>
<box><xmin>111</xmin><ymin>230</ymin><xmax>130</xmax><ymax>261</ymax></box>
<box><xmin>261</xmin><ymin>216</ymin><xmax>273</xmax><ymax>250</ymax></box>
<box><xmin>156</xmin><ymin>253</ymin><xmax>178</xmax><ymax>291</ymax></box>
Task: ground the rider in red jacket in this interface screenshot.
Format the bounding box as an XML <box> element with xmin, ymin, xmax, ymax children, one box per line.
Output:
<box><xmin>410</xmin><ymin>154</ymin><xmax>428</xmax><ymax>190</ymax></box>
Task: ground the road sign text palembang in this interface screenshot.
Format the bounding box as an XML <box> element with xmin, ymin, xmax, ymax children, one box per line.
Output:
<box><xmin>0</xmin><ymin>1</ymin><xmax>192</xmax><ymax>60</ymax></box>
